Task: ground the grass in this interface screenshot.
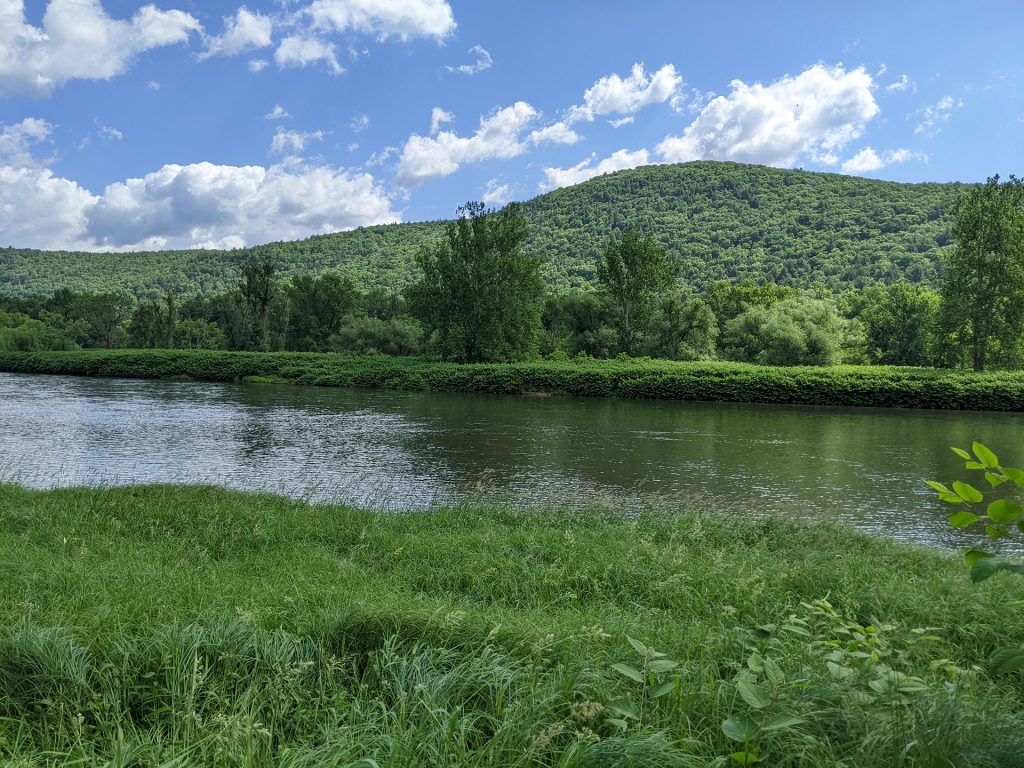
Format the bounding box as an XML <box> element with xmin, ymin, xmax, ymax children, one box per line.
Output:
<box><xmin>5</xmin><ymin>348</ymin><xmax>1024</xmax><ymax>410</ymax></box>
<box><xmin>1</xmin><ymin>483</ymin><xmax>1023</xmax><ymax>766</ymax></box>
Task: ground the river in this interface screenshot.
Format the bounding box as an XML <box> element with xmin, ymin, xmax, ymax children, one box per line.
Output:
<box><xmin>1</xmin><ymin>371</ymin><xmax>1019</xmax><ymax>550</ymax></box>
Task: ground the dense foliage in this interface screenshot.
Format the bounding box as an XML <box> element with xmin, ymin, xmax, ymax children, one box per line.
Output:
<box><xmin>1</xmin><ymin>483</ymin><xmax>1022</xmax><ymax>766</ymax></box>
<box><xmin>0</xmin><ymin>162</ymin><xmax>962</xmax><ymax>299</ymax></box>
<box><xmin>5</xmin><ymin>349</ymin><xmax>1024</xmax><ymax>411</ymax></box>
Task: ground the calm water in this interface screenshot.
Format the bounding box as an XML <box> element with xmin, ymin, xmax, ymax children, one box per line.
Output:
<box><xmin>1</xmin><ymin>371</ymin><xmax>1020</xmax><ymax>549</ymax></box>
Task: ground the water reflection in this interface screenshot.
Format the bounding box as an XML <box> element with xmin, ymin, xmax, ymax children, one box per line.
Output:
<box><xmin>1</xmin><ymin>371</ymin><xmax>1020</xmax><ymax>550</ymax></box>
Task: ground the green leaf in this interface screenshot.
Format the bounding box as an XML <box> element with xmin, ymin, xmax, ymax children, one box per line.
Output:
<box><xmin>964</xmin><ymin>548</ymin><xmax>993</xmax><ymax>567</ymax></box>
<box><xmin>987</xmin><ymin>498</ymin><xmax>1023</xmax><ymax>523</ymax></box>
<box><xmin>746</xmin><ymin>652</ymin><xmax>764</xmax><ymax>673</ymax></box>
<box><xmin>984</xmin><ymin>472</ymin><xmax>1005</xmax><ymax>487</ymax></box>
<box><xmin>611</xmin><ymin>663</ymin><xmax>644</xmax><ymax>683</ymax></box>
<box><xmin>606</xmin><ymin>698</ymin><xmax>641</xmax><ymax>720</ymax></box>
<box><xmin>762</xmin><ymin>657</ymin><xmax>784</xmax><ymax>685</ymax></box>
<box><xmin>722</xmin><ymin>714</ymin><xmax>761</xmax><ymax>742</ymax></box>
<box><xmin>1003</xmin><ymin>467</ymin><xmax>1024</xmax><ymax>487</ymax></box>
<box><xmin>759</xmin><ymin>714</ymin><xmax>806</xmax><ymax>732</ymax></box>
<box><xmin>650</xmin><ymin>680</ymin><xmax>676</xmax><ymax>698</ymax></box>
<box><xmin>926</xmin><ymin>480</ymin><xmax>951</xmax><ymax>494</ymax></box>
<box><xmin>990</xmin><ymin>645</ymin><xmax>1024</xmax><ymax>675</ymax></box>
<box><xmin>973</xmin><ymin>442</ymin><xmax>998</xmax><ymax>468</ymax></box>
<box><xmin>985</xmin><ymin>524</ymin><xmax>1007</xmax><ymax>539</ymax></box>
<box><xmin>948</xmin><ymin>510</ymin><xmax>980</xmax><ymax>529</ymax></box>
<box><xmin>971</xmin><ymin>558</ymin><xmax>1024</xmax><ymax>583</ymax></box>
<box><xmin>952</xmin><ymin>481</ymin><xmax>983</xmax><ymax>503</ymax></box>
<box><xmin>647</xmin><ymin>659</ymin><xmax>680</xmax><ymax>673</ymax></box>
<box><xmin>951</xmin><ymin>447</ymin><xmax>971</xmax><ymax>460</ymax></box>
<box><xmin>736</xmin><ymin>678</ymin><xmax>772</xmax><ymax>710</ymax></box>
<box><xmin>965</xmin><ymin>461</ymin><xmax>986</xmax><ymax>470</ymax></box>
<box><xmin>606</xmin><ymin>718</ymin><xmax>628</xmax><ymax>730</ymax></box>
<box><xmin>625</xmin><ymin>636</ymin><xmax>648</xmax><ymax>657</ymax></box>
<box><xmin>729</xmin><ymin>751</ymin><xmax>762</xmax><ymax>765</ymax></box>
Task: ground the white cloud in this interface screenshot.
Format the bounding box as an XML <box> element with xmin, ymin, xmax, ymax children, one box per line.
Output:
<box><xmin>541</xmin><ymin>148</ymin><xmax>650</xmax><ymax>191</ymax></box>
<box><xmin>0</xmin><ymin>0</ymin><xmax>201</xmax><ymax>97</ymax></box>
<box><xmin>609</xmin><ymin>116</ymin><xmax>634</xmax><ymax>128</ymax></box>
<box><xmin>841</xmin><ymin>146</ymin><xmax>923</xmax><ymax>174</ymax></box>
<box><xmin>481</xmin><ymin>178</ymin><xmax>510</xmax><ymax>206</ymax></box>
<box><xmin>528</xmin><ymin>121</ymin><xmax>581</xmax><ymax>145</ymax></box>
<box><xmin>147</xmin><ymin>80</ymin><xmax>160</xmax><ymax>90</ymax></box>
<box><xmin>200</xmin><ymin>6</ymin><xmax>272</xmax><ymax>59</ymax></box>
<box><xmin>0</xmin><ymin>117</ymin><xmax>55</xmax><ymax>167</ymax></box>
<box><xmin>395</xmin><ymin>101</ymin><xmax>537</xmax><ymax>187</ymax></box>
<box><xmin>265</xmin><ymin>104</ymin><xmax>291</xmax><ymax>120</ymax></box>
<box><xmin>446</xmin><ymin>44</ymin><xmax>492</xmax><ymax>75</ymax></box>
<box><xmin>99</xmin><ymin>125</ymin><xmax>124</xmax><ymax>141</ymax></box>
<box><xmin>248</xmin><ymin>58</ymin><xmax>268</xmax><ymax>73</ymax></box>
<box><xmin>366</xmin><ymin>145</ymin><xmax>397</xmax><ymax>166</ymax></box>
<box><xmin>304</xmin><ymin>0</ymin><xmax>455</xmax><ymax>41</ymax></box>
<box><xmin>657</xmin><ymin>64</ymin><xmax>879</xmax><ymax>167</ymax></box>
<box><xmin>270</xmin><ymin>127</ymin><xmax>325</xmax><ymax>155</ymax></box>
<box><xmin>885</xmin><ymin>74</ymin><xmax>915</xmax><ymax>93</ymax></box>
<box><xmin>429</xmin><ymin>107</ymin><xmax>454</xmax><ymax>134</ymax></box>
<box><xmin>0</xmin><ymin>153</ymin><xmax>399</xmax><ymax>250</ymax></box>
<box><xmin>274</xmin><ymin>35</ymin><xmax>344</xmax><ymax>75</ymax></box>
<box><xmin>567</xmin><ymin>63</ymin><xmax>682</xmax><ymax>123</ymax></box>
<box><xmin>914</xmin><ymin>95</ymin><xmax>962</xmax><ymax>137</ymax></box>
<box><xmin>350</xmin><ymin>113</ymin><xmax>370</xmax><ymax>132</ymax></box>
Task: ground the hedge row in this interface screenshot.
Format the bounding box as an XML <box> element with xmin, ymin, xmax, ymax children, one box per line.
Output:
<box><xmin>2</xmin><ymin>349</ymin><xmax>1024</xmax><ymax>411</ymax></box>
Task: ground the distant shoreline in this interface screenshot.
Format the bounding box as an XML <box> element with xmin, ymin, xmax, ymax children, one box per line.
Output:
<box><xmin>2</xmin><ymin>348</ymin><xmax>1023</xmax><ymax>411</ymax></box>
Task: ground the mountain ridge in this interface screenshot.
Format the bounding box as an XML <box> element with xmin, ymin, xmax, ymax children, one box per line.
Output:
<box><xmin>0</xmin><ymin>161</ymin><xmax>964</xmax><ymax>298</ymax></box>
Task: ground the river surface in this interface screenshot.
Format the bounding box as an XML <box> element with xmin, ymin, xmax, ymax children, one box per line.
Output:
<box><xmin>1</xmin><ymin>371</ymin><xmax>1020</xmax><ymax>550</ymax></box>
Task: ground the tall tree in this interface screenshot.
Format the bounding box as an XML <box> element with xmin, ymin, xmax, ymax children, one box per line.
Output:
<box><xmin>595</xmin><ymin>231</ymin><xmax>673</xmax><ymax>354</ymax></box>
<box><xmin>407</xmin><ymin>202</ymin><xmax>544</xmax><ymax>362</ymax></box>
<box><xmin>240</xmin><ymin>254</ymin><xmax>277</xmax><ymax>351</ymax></box>
<box><xmin>938</xmin><ymin>175</ymin><xmax>1024</xmax><ymax>371</ymax></box>
<box><xmin>285</xmin><ymin>273</ymin><xmax>356</xmax><ymax>351</ymax></box>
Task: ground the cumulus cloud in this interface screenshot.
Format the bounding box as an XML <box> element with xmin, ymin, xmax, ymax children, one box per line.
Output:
<box><xmin>840</xmin><ymin>146</ymin><xmax>922</xmax><ymax>174</ymax></box>
<box><xmin>885</xmin><ymin>74</ymin><xmax>915</xmax><ymax>93</ymax></box>
<box><xmin>567</xmin><ymin>63</ymin><xmax>682</xmax><ymax>123</ymax></box>
<box><xmin>274</xmin><ymin>35</ymin><xmax>344</xmax><ymax>74</ymax></box>
<box><xmin>395</xmin><ymin>101</ymin><xmax>537</xmax><ymax>187</ymax></box>
<box><xmin>270</xmin><ymin>127</ymin><xmax>325</xmax><ymax>155</ymax></box>
<box><xmin>429</xmin><ymin>107</ymin><xmax>454</xmax><ymax>134</ymax></box>
<box><xmin>0</xmin><ymin>117</ymin><xmax>55</xmax><ymax>167</ymax></box>
<box><xmin>914</xmin><ymin>95</ymin><xmax>962</xmax><ymax>137</ymax></box>
<box><xmin>200</xmin><ymin>6</ymin><xmax>272</xmax><ymax>60</ymax></box>
<box><xmin>541</xmin><ymin>148</ymin><xmax>650</xmax><ymax>191</ymax></box>
<box><xmin>304</xmin><ymin>0</ymin><xmax>455</xmax><ymax>41</ymax></box>
<box><xmin>265</xmin><ymin>104</ymin><xmax>291</xmax><ymax>120</ymax></box>
<box><xmin>481</xmin><ymin>178</ymin><xmax>510</xmax><ymax>206</ymax></box>
<box><xmin>0</xmin><ymin>159</ymin><xmax>399</xmax><ymax>251</ymax></box>
<box><xmin>657</xmin><ymin>64</ymin><xmax>879</xmax><ymax>167</ymax></box>
<box><xmin>0</xmin><ymin>0</ymin><xmax>201</xmax><ymax>97</ymax></box>
<box><xmin>446</xmin><ymin>44</ymin><xmax>492</xmax><ymax>75</ymax></box>
<box><xmin>248</xmin><ymin>58</ymin><xmax>268</xmax><ymax>73</ymax></box>
<box><xmin>350</xmin><ymin>113</ymin><xmax>370</xmax><ymax>132</ymax></box>
<box><xmin>99</xmin><ymin>125</ymin><xmax>124</xmax><ymax>141</ymax></box>
<box><xmin>528</xmin><ymin>121</ymin><xmax>581</xmax><ymax>145</ymax></box>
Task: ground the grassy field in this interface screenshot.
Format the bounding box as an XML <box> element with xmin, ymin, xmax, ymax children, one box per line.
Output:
<box><xmin>1</xmin><ymin>483</ymin><xmax>1023</xmax><ymax>766</ymax></box>
<box><xmin>4</xmin><ymin>348</ymin><xmax>1024</xmax><ymax>411</ymax></box>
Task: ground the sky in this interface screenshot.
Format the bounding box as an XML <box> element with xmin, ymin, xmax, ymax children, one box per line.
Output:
<box><xmin>0</xmin><ymin>0</ymin><xmax>1021</xmax><ymax>252</ymax></box>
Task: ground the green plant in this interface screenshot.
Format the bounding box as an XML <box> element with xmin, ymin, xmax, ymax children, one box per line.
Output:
<box><xmin>928</xmin><ymin>441</ymin><xmax>1024</xmax><ymax>581</ymax></box>
<box><xmin>606</xmin><ymin>636</ymin><xmax>680</xmax><ymax>728</ymax></box>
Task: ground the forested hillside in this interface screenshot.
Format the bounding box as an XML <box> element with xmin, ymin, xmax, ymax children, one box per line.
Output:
<box><xmin>0</xmin><ymin>162</ymin><xmax>962</xmax><ymax>299</ymax></box>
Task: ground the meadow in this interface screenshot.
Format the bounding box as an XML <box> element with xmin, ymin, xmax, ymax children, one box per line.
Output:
<box><xmin>1</xmin><ymin>483</ymin><xmax>1023</xmax><ymax>766</ymax></box>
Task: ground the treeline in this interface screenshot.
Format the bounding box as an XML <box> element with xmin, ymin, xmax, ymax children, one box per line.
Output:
<box><xmin>0</xmin><ymin>162</ymin><xmax>960</xmax><ymax>299</ymax></box>
<box><xmin>4</xmin><ymin>175</ymin><xmax>1018</xmax><ymax>371</ymax></box>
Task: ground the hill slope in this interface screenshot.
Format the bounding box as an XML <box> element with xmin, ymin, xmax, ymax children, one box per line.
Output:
<box><xmin>0</xmin><ymin>162</ymin><xmax>963</xmax><ymax>299</ymax></box>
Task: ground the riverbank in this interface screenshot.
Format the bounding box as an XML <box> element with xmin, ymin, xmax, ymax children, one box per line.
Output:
<box><xmin>2</xmin><ymin>483</ymin><xmax>1023</xmax><ymax>765</ymax></box>
<box><xmin>3</xmin><ymin>348</ymin><xmax>1024</xmax><ymax>410</ymax></box>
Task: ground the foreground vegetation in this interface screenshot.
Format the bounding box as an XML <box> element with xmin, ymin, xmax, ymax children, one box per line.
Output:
<box><xmin>1</xmin><ymin>483</ymin><xmax>1022</xmax><ymax>766</ymax></box>
<box><xmin>4</xmin><ymin>348</ymin><xmax>1024</xmax><ymax>410</ymax></box>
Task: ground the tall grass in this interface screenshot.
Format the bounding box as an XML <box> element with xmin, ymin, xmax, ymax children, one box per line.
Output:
<box><xmin>1</xmin><ymin>483</ymin><xmax>1023</xmax><ymax>765</ymax></box>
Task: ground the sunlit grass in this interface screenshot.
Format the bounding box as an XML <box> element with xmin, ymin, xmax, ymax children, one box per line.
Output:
<box><xmin>1</xmin><ymin>483</ymin><xmax>1023</xmax><ymax>766</ymax></box>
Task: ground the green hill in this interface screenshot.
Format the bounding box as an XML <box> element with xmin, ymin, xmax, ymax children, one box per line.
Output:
<box><xmin>0</xmin><ymin>162</ymin><xmax>964</xmax><ymax>299</ymax></box>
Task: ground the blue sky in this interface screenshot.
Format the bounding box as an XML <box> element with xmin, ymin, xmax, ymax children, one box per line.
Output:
<box><xmin>0</xmin><ymin>0</ymin><xmax>1021</xmax><ymax>251</ymax></box>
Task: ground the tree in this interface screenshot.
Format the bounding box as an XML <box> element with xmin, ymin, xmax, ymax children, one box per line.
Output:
<box><xmin>938</xmin><ymin>175</ymin><xmax>1024</xmax><ymax>371</ymax></box>
<box><xmin>843</xmin><ymin>282</ymin><xmax>940</xmax><ymax>366</ymax></box>
<box><xmin>285</xmin><ymin>273</ymin><xmax>356</xmax><ymax>351</ymax></box>
<box><xmin>69</xmin><ymin>292</ymin><xmax>131</xmax><ymax>348</ymax></box>
<box><xmin>596</xmin><ymin>231</ymin><xmax>673</xmax><ymax>355</ymax></box>
<box><xmin>642</xmin><ymin>295</ymin><xmax>718</xmax><ymax>360</ymax></box>
<box><xmin>240</xmin><ymin>253</ymin><xmax>277</xmax><ymax>351</ymax></box>
<box><xmin>407</xmin><ymin>202</ymin><xmax>544</xmax><ymax>362</ymax></box>
<box><xmin>721</xmin><ymin>296</ymin><xmax>848</xmax><ymax>366</ymax></box>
